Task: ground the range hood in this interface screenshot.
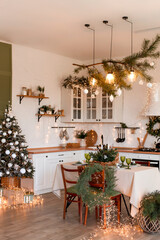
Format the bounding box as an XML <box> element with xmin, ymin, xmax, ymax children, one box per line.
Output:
<box><xmin>146</xmin><ymin>83</ymin><xmax>160</xmax><ymax>116</ymax></box>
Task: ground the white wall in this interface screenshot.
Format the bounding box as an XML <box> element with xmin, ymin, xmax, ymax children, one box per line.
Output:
<box><xmin>11</xmin><ymin>43</ymin><xmax>160</xmax><ymax>149</ymax></box>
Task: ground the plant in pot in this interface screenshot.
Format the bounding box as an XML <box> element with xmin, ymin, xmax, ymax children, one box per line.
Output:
<box><xmin>39</xmin><ymin>105</ymin><xmax>49</xmax><ymax>114</ymax></box>
<box><xmin>75</xmin><ymin>130</ymin><xmax>87</xmax><ymax>147</ymax></box>
<box><xmin>37</xmin><ymin>86</ymin><xmax>45</xmax><ymax>97</ymax></box>
<box><xmin>138</xmin><ymin>191</ymin><xmax>160</xmax><ymax>233</ymax></box>
<box><xmin>89</xmin><ymin>145</ymin><xmax>119</xmax><ymax>166</ymax></box>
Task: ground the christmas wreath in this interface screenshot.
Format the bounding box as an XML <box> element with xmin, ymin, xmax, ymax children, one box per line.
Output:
<box><xmin>76</xmin><ymin>163</ymin><xmax>117</xmax><ymax>210</ymax></box>
<box><xmin>146</xmin><ymin>117</ymin><xmax>160</xmax><ymax>138</ymax></box>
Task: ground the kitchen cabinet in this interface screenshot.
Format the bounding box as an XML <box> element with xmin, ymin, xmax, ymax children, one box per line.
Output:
<box><xmin>31</xmin><ymin>150</ymin><xmax>88</xmax><ymax>195</ymax></box>
<box><xmin>61</xmin><ymin>87</ymin><xmax>123</xmax><ymax>123</ymax></box>
<box><xmin>61</xmin><ymin>86</ymin><xmax>83</xmax><ymax>122</ymax></box>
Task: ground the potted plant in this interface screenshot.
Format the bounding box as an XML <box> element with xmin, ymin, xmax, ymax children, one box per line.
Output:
<box><xmin>37</xmin><ymin>86</ymin><xmax>45</xmax><ymax>97</ymax></box>
<box><xmin>138</xmin><ymin>191</ymin><xmax>160</xmax><ymax>233</ymax></box>
<box><xmin>89</xmin><ymin>145</ymin><xmax>119</xmax><ymax>166</ymax></box>
<box><xmin>39</xmin><ymin>105</ymin><xmax>48</xmax><ymax>114</ymax></box>
<box><xmin>75</xmin><ymin>130</ymin><xmax>87</xmax><ymax>147</ymax></box>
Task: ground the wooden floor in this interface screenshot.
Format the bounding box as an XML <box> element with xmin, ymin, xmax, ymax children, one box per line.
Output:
<box><xmin>0</xmin><ymin>192</ymin><xmax>159</xmax><ymax>240</ymax></box>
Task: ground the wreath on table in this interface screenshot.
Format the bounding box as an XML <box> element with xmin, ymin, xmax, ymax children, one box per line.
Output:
<box><xmin>146</xmin><ymin>117</ymin><xmax>160</xmax><ymax>138</ymax></box>
<box><xmin>76</xmin><ymin>163</ymin><xmax>118</xmax><ymax>210</ymax></box>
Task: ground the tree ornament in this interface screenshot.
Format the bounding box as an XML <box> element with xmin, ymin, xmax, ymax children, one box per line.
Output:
<box><xmin>6</xmin><ymin>122</ymin><xmax>11</xmax><ymax>128</ymax></box>
<box><xmin>15</xmin><ymin>141</ymin><xmax>19</xmax><ymax>145</ymax></box>
<box><xmin>14</xmin><ymin>164</ymin><xmax>19</xmax><ymax>170</ymax></box>
<box><xmin>1</xmin><ymin>160</ymin><xmax>5</xmax><ymax>163</ymax></box>
<box><xmin>20</xmin><ymin>168</ymin><xmax>26</xmax><ymax>174</ymax></box>
<box><xmin>5</xmin><ymin>150</ymin><xmax>10</xmax><ymax>155</ymax></box>
<box><xmin>0</xmin><ymin>125</ymin><xmax>2</xmax><ymax>128</ymax></box>
<box><xmin>6</xmin><ymin>170</ymin><xmax>10</xmax><ymax>175</ymax></box>
<box><xmin>0</xmin><ymin>172</ymin><xmax>3</xmax><ymax>177</ymax></box>
<box><xmin>21</xmin><ymin>143</ymin><xmax>25</xmax><ymax>147</ymax></box>
<box><xmin>3</xmin><ymin>132</ymin><xmax>7</xmax><ymax>136</ymax></box>
<box><xmin>6</xmin><ymin>118</ymin><xmax>10</xmax><ymax>122</ymax></box>
<box><xmin>8</xmin><ymin>130</ymin><xmax>12</xmax><ymax>134</ymax></box>
<box><xmin>8</xmin><ymin>163</ymin><xmax>13</xmax><ymax>168</ymax></box>
<box><xmin>16</xmin><ymin>148</ymin><xmax>19</xmax><ymax>151</ymax></box>
<box><xmin>11</xmin><ymin>153</ymin><xmax>16</xmax><ymax>158</ymax></box>
<box><xmin>27</xmin><ymin>169</ymin><xmax>32</xmax><ymax>173</ymax></box>
<box><xmin>147</xmin><ymin>82</ymin><xmax>152</xmax><ymax>88</ymax></box>
<box><xmin>21</xmin><ymin>153</ymin><xmax>24</xmax><ymax>157</ymax></box>
<box><xmin>10</xmin><ymin>142</ymin><xmax>13</xmax><ymax>146</ymax></box>
<box><xmin>1</xmin><ymin>138</ymin><xmax>6</xmax><ymax>143</ymax></box>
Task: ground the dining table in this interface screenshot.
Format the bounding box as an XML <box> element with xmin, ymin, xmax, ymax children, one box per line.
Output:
<box><xmin>52</xmin><ymin>162</ymin><xmax>160</xmax><ymax>217</ymax></box>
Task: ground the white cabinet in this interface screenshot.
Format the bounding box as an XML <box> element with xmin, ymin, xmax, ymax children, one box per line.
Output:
<box><xmin>62</xmin><ymin>87</ymin><xmax>123</xmax><ymax>123</ymax></box>
<box><xmin>61</xmin><ymin>86</ymin><xmax>83</xmax><ymax>122</ymax></box>
<box><xmin>32</xmin><ymin>150</ymin><xmax>87</xmax><ymax>195</ymax></box>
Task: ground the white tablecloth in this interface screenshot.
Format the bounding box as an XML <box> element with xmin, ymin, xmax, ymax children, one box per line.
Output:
<box><xmin>52</xmin><ymin>164</ymin><xmax>160</xmax><ymax>217</ymax></box>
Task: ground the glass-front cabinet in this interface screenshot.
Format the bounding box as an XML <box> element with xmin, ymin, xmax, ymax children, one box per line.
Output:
<box><xmin>61</xmin><ymin>87</ymin><xmax>123</xmax><ymax>123</ymax></box>
<box><xmin>72</xmin><ymin>87</ymin><xmax>83</xmax><ymax>121</ymax></box>
<box><xmin>101</xmin><ymin>90</ymin><xmax>113</xmax><ymax>122</ymax></box>
<box><xmin>84</xmin><ymin>87</ymin><xmax>99</xmax><ymax>122</ymax></box>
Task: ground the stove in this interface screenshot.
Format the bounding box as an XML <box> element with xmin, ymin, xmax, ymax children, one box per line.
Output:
<box><xmin>137</xmin><ymin>148</ymin><xmax>160</xmax><ymax>152</ymax></box>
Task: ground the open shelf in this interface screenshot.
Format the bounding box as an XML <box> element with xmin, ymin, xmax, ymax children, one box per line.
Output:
<box><xmin>17</xmin><ymin>95</ymin><xmax>49</xmax><ymax>105</ymax></box>
<box><xmin>36</xmin><ymin>112</ymin><xmax>65</xmax><ymax>122</ymax></box>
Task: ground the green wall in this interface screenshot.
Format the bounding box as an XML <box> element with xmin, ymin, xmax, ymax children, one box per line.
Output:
<box><xmin>0</xmin><ymin>42</ymin><xmax>12</xmax><ymax>118</ymax></box>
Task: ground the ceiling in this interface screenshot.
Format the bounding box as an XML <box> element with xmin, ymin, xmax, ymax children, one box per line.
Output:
<box><xmin>0</xmin><ymin>0</ymin><xmax>160</xmax><ymax>61</ymax></box>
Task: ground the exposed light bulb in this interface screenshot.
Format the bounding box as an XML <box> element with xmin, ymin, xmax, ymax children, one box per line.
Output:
<box><xmin>128</xmin><ymin>70</ymin><xmax>135</xmax><ymax>82</ymax></box>
<box><xmin>91</xmin><ymin>78</ymin><xmax>96</xmax><ymax>86</ymax></box>
<box><xmin>106</xmin><ymin>72</ymin><xmax>114</xmax><ymax>84</ymax></box>
<box><xmin>147</xmin><ymin>82</ymin><xmax>152</xmax><ymax>88</ymax></box>
<box><xmin>109</xmin><ymin>95</ymin><xmax>114</xmax><ymax>102</ymax></box>
<box><xmin>117</xmin><ymin>88</ymin><xmax>122</xmax><ymax>96</ymax></box>
<box><xmin>84</xmin><ymin>88</ymin><xmax>88</xmax><ymax>94</ymax></box>
<box><xmin>139</xmin><ymin>80</ymin><xmax>144</xmax><ymax>85</ymax></box>
<box><xmin>150</xmin><ymin>61</ymin><xmax>155</xmax><ymax>67</ymax></box>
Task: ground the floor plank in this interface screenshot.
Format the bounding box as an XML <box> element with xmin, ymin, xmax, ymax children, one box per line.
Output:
<box><xmin>0</xmin><ymin>192</ymin><xmax>159</xmax><ymax>240</ymax></box>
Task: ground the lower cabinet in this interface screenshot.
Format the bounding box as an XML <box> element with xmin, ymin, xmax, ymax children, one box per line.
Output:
<box><xmin>32</xmin><ymin>150</ymin><xmax>87</xmax><ymax>195</ymax></box>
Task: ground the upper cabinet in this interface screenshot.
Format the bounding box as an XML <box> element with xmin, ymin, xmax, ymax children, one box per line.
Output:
<box><xmin>61</xmin><ymin>87</ymin><xmax>123</xmax><ymax>123</ymax></box>
<box><xmin>61</xmin><ymin>86</ymin><xmax>83</xmax><ymax>122</ymax></box>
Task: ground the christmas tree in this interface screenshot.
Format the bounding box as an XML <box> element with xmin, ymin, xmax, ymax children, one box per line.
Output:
<box><xmin>0</xmin><ymin>105</ymin><xmax>34</xmax><ymax>178</ymax></box>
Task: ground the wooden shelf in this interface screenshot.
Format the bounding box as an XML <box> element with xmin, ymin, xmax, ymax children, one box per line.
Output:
<box><xmin>17</xmin><ymin>95</ymin><xmax>49</xmax><ymax>105</ymax></box>
<box><xmin>36</xmin><ymin>113</ymin><xmax>65</xmax><ymax>122</ymax></box>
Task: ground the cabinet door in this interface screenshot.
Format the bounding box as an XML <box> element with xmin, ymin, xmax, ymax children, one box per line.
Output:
<box><xmin>33</xmin><ymin>155</ymin><xmax>46</xmax><ymax>193</ymax></box>
<box><xmin>72</xmin><ymin>87</ymin><xmax>83</xmax><ymax>122</ymax></box>
<box><xmin>84</xmin><ymin>87</ymin><xmax>100</xmax><ymax>122</ymax></box>
<box><xmin>45</xmin><ymin>158</ymin><xmax>58</xmax><ymax>190</ymax></box>
<box><xmin>100</xmin><ymin>89</ymin><xmax>114</xmax><ymax>122</ymax></box>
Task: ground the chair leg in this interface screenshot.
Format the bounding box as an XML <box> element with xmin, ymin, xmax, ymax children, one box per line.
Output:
<box><xmin>95</xmin><ymin>206</ymin><xmax>98</xmax><ymax>220</ymax></box>
<box><xmin>79</xmin><ymin>198</ymin><xmax>82</xmax><ymax>224</ymax></box>
<box><xmin>63</xmin><ymin>194</ymin><xmax>67</xmax><ymax>219</ymax></box>
<box><xmin>84</xmin><ymin>205</ymin><xmax>88</xmax><ymax>225</ymax></box>
<box><xmin>103</xmin><ymin>204</ymin><xmax>106</xmax><ymax>229</ymax></box>
<box><xmin>78</xmin><ymin>197</ymin><xmax>80</xmax><ymax>216</ymax></box>
<box><xmin>99</xmin><ymin>206</ymin><xmax>102</xmax><ymax>220</ymax></box>
<box><xmin>117</xmin><ymin>196</ymin><xmax>121</xmax><ymax>223</ymax></box>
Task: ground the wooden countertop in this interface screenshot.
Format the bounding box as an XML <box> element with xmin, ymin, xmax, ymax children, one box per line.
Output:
<box><xmin>28</xmin><ymin>146</ymin><xmax>95</xmax><ymax>154</ymax></box>
<box><xmin>114</xmin><ymin>147</ymin><xmax>160</xmax><ymax>155</ymax></box>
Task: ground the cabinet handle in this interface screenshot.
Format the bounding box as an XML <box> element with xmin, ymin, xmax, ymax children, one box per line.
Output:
<box><xmin>46</xmin><ymin>156</ymin><xmax>48</xmax><ymax>158</ymax></box>
<box><xmin>99</xmin><ymin>119</ymin><xmax>101</xmax><ymax>121</ymax></box>
<box><xmin>73</xmin><ymin>153</ymin><xmax>76</xmax><ymax>155</ymax></box>
<box><xmin>72</xmin><ymin>119</ymin><xmax>74</xmax><ymax>121</ymax></box>
<box><xmin>96</xmin><ymin>119</ymin><xmax>98</xmax><ymax>121</ymax></box>
<box><xmin>58</xmin><ymin>154</ymin><xmax>64</xmax><ymax>156</ymax></box>
<box><xmin>59</xmin><ymin>160</ymin><xmax>64</xmax><ymax>162</ymax></box>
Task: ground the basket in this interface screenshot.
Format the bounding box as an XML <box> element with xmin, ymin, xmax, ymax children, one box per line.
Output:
<box><xmin>1</xmin><ymin>177</ymin><xmax>20</xmax><ymax>188</ymax></box>
<box><xmin>138</xmin><ymin>208</ymin><xmax>160</xmax><ymax>233</ymax></box>
<box><xmin>93</xmin><ymin>153</ymin><xmax>119</xmax><ymax>166</ymax></box>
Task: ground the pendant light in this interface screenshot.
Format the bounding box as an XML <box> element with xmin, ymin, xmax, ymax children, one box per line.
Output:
<box><xmin>122</xmin><ymin>16</ymin><xmax>135</xmax><ymax>82</ymax></box>
<box><xmin>103</xmin><ymin>20</ymin><xmax>114</xmax><ymax>84</ymax></box>
<box><xmin>84</xmin><ymin>24</ymin><xmax>97</xmax><ymax>88</ymax></box>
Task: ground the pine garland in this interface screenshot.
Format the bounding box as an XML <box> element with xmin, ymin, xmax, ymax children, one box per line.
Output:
<box><xmin>62</xmin><ymin>35</ymin><xmax>160</xmax><ymax>96</ymax></box>
<box><xmin>140</xmin><ymin>191</ymin><xmax>160</xmax><ymax>221</ymax></box>
<box><xmin>146</xmin><ymin>117</ymin><xmax>160</xmax><ymax>138</ymax></box>
<box><xmin>89</xmin><ymin>145</ymin><xmax>118</xmax><ymax>163</ymax></box>
<box><xmin>76</xmin><ymin>163</ymin><xmax>117</xmax><ymax>210</ymax></box>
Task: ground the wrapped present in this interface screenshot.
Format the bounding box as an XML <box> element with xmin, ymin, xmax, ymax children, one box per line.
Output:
<box><xmin>24</xmin><ymin>192</ymin><xmax>34</xmax><ymax>203</ymax></box>
<box><xmin>3</xmin><ymin>188</ymin><xmax>24</xmax><ymax>205</ymax></box>
<box><xmin>20</xmin><ymin>178</ymin><xmax>34</xmax><ymax>192</ymax></box>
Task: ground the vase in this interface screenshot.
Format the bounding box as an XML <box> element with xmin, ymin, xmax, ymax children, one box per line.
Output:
<box><xmin>80</xmin><ymin>139</ymin><xmax>86</xmax><ymax>147</ymax></box>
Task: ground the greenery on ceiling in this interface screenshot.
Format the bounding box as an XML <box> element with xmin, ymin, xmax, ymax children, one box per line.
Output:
<box><xmin>62</xmin><ymin>35</ymin><xmax>160</xmax><ymax>96</ymax></box>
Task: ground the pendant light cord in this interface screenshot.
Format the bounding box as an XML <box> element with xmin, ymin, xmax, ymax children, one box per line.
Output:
<box><xmin>122</xmin><ymin>17</ymin><xmax>133</xmax><ymax>55</ymax></box>
<box><xmin>84</xmin><ymin>24</ymin><xmax>95</xmax><ymax>65</ymax></box>
<box><xmin>103</xmin><ymin>21</ymin><xmax>113</xmax><ymax>61</ymax></box>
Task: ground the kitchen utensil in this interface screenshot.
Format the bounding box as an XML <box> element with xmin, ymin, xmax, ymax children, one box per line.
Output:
<box><xmin>85</xmin><ymin>130</ymin><xmax>98</xmax><ymax>147</ymax></box>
